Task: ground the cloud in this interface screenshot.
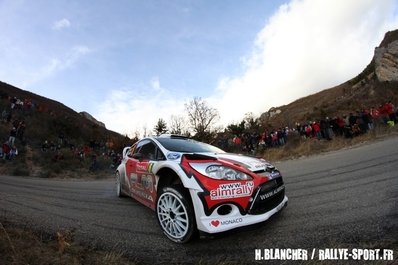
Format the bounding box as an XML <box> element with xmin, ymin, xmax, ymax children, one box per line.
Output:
<box><xmin>96</xmin><ymin>82</ymin><xmax>187</xmax><ymax>137</ymax></box>
<box><xmin>64</xmin><ymin>46</ymin><xmax>91</xmax><ymax>68</ymax></box>
<box><xmin>52</xmin><ymin>18</ymin><xmax>71</xmax><ymax>30</ymax></box>
<box><xmin>95</xmin><ymin>0</ymin><xmax>398</xmax><ymax>136</ymax></box>
<box><xmin>24</xmin><ymin>45</ymin><xmax>91</xmax><ymax>86</ymax></box>
<box><xmin>150</xmin><ymin>76</ymin><xmax>164</xmax><ymax>92</ymax></box>
<box><xmin>213</xmin><ymin>0</ymin><xmax>398</xmax><ymax>125</ymax></box>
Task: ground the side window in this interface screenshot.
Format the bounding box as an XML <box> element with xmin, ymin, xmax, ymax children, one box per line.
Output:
<box><xmin>133</xmin><ymin>139</ymin><xmax>165</xmax><ymax>161</ymax></box>
<box><xmin>133</xmin><ymin>140</ymin><xmax>149</xmax><ymax>155</ymax></box>
<box><xmin>139</xmin><ymin>142</ymin><xmax>156</xmax><ymax>160</ymax></box>
<box><xmin>156</xmin><ymin>148</ymin><xmax>166</xmax><ymax>160</ymax></box>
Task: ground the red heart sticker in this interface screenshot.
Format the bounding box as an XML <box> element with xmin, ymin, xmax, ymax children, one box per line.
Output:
<box><xmin>211</xmin><ymin>220</ymin><xmax>220</xmax><ymax>227</ymax></box>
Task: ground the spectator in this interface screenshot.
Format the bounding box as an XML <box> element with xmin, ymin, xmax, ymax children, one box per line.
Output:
<box><xmin>17</xmin><ymin>120</ymin><xmax>26</xmax><ymax>141</ymax></box>
<box><xmin>9</xmin><ymin>145</ymin><xmax>18</xmax><ymax>160</ymax></box>
<box><xmin>10</xmin><ymin>97</ymin><xmax>17</xmax><ymax>109</ymax></box>
<box><xmin>357</xmin><ymin>111</ymin><xmax>367</xmax><ymax>134</ymax></box>
<box><xmin>348</xmin><ymin>113</ymin><xmax>357</xmax><ymax>127</ymax></box>
<box><xmin>305</xmin><ymin>124</ymin><xmax>312</xmax><ymax>138</ymax></box>
<box><xmin>49</xmin><ymin>141</ymin><xmax>56</xmax><ymax>152</ymax></box>
<box><xmin>387</xmin><ymin>101</ymin><xmax>396</xmax><ymax>123</ymax></box>
<box><xmin>320</xmin><ymin>118</ymin><xmax>331</xmax><ymax>140</ymax></box>
<box><xmin>271</xmin><ymin>132</ymin><xmax>278</xmax><ymax>146</ymax></box>
<box><xmin>1</xmin><ymin>109</ymin><xmax>8</xmax><ymax>123</ymax></box>
<box><xmin>232</xmin><ymin>135</ymin><xmax>242</xmax><ymax>150</ymax></box>
<box><xmin>42</xmin><ymin>140</ymin><xmax>49</xmax><ymax>152</ymax></box>
<box><xmin>89</xmin><ymin>154</ymin><xmax>99</xmax><ymax>171</ymax></box>
<box><xmin>2</xmin><ymin>141</ymin><xmax>11</xmax><ymax>160</ymax></box>
<box><xmin>6</xmin><ymin>111</ymin><xmax>12</xmax><ymax>123</ymax></box>
<box><xmin>58</xmin><ymin>133</ymin><xmax>65</xmax><ymax>146</ymax></box>
<box><xmin>370</xmin><ymin>107</ymin><xmax>381</xmax><ymax>128</ymax></box>
<box><xmin>380</xmin><ymin>103</ymin><xmax>390</xmax><ymax>124</ymax></box>
<box><xmin>9</xmin><ymin>127</ymin><xmax>17</xmax><ymax>146</ymax></box>
<box><xmin>362</xmin><ymin>109</ymin><xmax>373</xmax><ymax>131</ymax></box>
<box><xmin>277</xmin><ymin>128</ymin><xmax>285</xmax><ymax>145</ymax></box>
<box><xmin>312</xmin><ymin>121</ymin><xmax>321</xmax><ymax>139</ymax></box>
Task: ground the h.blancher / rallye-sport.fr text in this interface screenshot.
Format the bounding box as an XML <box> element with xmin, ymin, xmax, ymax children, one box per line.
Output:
<box><xmin>115</xmin><ymin>135</ymin><xmax>288</xmax><ymax>243</ymax></box>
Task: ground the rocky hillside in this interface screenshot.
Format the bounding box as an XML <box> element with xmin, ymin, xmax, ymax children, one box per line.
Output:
<box><xmin>260</xmin><ymin>29</ymin><xmax>398</xmax><ymax>128</ymax></box>
<box><xmin>375</xmin><ymin>30</ymin><xmax>398</xmax><ymax>82</ymax></box>
<box><xmin>79</xmin><ymin>111</ymin><xmax>106</xmax><ymax>128</ymax></box>
<box><xmin>0</xmin><ymin>82</ymin><xmax>131</xmax><ymax>177</ymax></box>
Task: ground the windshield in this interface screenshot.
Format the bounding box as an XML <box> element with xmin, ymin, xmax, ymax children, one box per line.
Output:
<box><xmin>156</xmin><ymin>137</ymin><xmax>225</xmax><ymax>153</ymax></box>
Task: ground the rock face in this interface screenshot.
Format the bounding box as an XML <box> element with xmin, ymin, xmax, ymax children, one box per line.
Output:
<box><xmin>375</xmin><ymin>30</ymin><xmax>398</xmax><ymax>82</ymax></box>
<box><xmin>80</xmin><ymin>111</ymin><xmax>106</xmax><ymax>128</ymax></box>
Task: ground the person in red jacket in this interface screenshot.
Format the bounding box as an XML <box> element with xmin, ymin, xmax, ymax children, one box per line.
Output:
<box><xmin>2</xmin><ymin>141</ymin><xmax>11</xmax><ymax>160</ymax></box>
<box><xmin>371</xmin><ymin>107</ymin><xmax>381</xmax><ymax>128</ymax></box>
<box><xmin>312</xmin><ymin>121</ymin><xmax>321</xmax><ymax>139</ymax></box>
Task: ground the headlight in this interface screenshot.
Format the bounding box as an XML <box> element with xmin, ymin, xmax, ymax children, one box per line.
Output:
<box><xmin>190</xmin><ymin>163</ymin><xmax>252</xmax><ymax>180</ymax></box>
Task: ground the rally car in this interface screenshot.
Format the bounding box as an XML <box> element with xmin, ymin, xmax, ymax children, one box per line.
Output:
<box><xmin>115</xmin><ymin>134</ymin><xmax>287</xmax><ymax>243</ymax></box>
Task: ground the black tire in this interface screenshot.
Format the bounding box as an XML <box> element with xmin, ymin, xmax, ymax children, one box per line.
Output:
<box><xmin>116</xmin><ymin>171</ymin><xmax>125</xmax><ymax>197</ymax></box>
<box><xmin>156</xmin><ymin>185</ymin><xmax>196</xmax><ymax>243</ymax></box>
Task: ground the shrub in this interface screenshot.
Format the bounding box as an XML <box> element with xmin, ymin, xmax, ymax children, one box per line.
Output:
<box><xmin>12</xmin><ymin>167</ymin><xmax>30</xmax><ymax>176</ymax></box>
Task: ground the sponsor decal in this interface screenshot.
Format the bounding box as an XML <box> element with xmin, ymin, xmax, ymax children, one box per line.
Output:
<box><xmin>259</xmin><ymin>185</ymin><xmax>285</xmax><ymax>201</ymax></box>
<box><xmin>136</xmin><ymin>164</ymin><xmax>147</xmax><ymax>172</ymax></box>
<box><xmin>210</xmin><ymin>220</ymin><xmax>220</xmax><ymax>227</ymax></box>
<box><xmin>269</xmin><ymin>172</ymin><xmax>280</xmax><ymax>179</ymax></box>
<box><xmin>141</xmin><ymin>174</ymin><xmax>153</xmax><ymax>192</ymax></box>
<box><xmin>132</xmin><ymin>189</ymin><xmax>154</xmax><ymax>202</ymax></box>
<box><xmin>167</xmin><ymin>153</ymin><xmax>181</xmax><ymax>160</ymax></box>
<box><xmin>147</xmin><ymin>163</ymin><xmax>154</xmax><ymax>173</ymax></box>
<box><xmin>130</xmin><ymin>173</ymin><xmax>138</xmax><ymax>183</ymax></box>
<box><xmin>252</xmin><ymin>163</ymin><xmax>265</xmax><ymax>168</ymax></box>
<box><xmin>210</xmin><ymin>218</ymin><xmax>243</xmax><ymax>227</ymax></box>
<box><xmin>136</xmin><ymin>162</ymin><xmax>155</xmax><ymax>173</ymax></box>
<box><xmin>210</xmin><ymin>181</ymin><xmax>254</xmax><ymax>200</ymax></box>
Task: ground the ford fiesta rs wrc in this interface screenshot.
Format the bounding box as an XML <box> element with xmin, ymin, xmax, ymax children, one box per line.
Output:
<box><xmin>115</xmin><ymin>135</ymin><xmax>287</xmax><ymax>243</ymax></box>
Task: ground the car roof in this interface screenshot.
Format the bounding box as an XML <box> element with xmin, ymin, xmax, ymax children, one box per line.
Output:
<box><xmin>156</xmin><ymin>134</ymin><xmax>189</xmax><ymax>139</ymax></box>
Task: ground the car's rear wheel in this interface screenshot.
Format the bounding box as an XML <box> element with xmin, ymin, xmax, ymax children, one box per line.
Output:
<box><xmin>116</xmin><ymin>171</ymin><xmax>125</xmax><ymax>197</ymax></box>
<box><xmin>156</xmin><ymin>185</ymin><xmax>196</xmax><ymax>243</ymax></box>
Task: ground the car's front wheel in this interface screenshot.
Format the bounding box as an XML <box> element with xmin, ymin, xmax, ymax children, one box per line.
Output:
<box><xmin>156</xmin><ymin>185</ymin><xmax>196</xmax><ymax>243</ymax></box>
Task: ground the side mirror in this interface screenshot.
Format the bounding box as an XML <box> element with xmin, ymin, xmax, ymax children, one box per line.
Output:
<box><xmin>122</xmin><ymin>147</ymin><xmax>131</xmax><ymax>158</ymax></box>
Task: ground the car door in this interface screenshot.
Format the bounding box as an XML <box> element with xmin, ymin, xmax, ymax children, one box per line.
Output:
<box><xmin>126</xmin><ymin>139</ymin><xmax>163</xmax><ymax>209</ymax></box>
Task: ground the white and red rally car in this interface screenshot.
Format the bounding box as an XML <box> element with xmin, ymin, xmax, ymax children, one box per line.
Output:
<box><xmin>116</xmin><ymin>134</ymin><xmax>287</xmax><ymax>243</ymax></box>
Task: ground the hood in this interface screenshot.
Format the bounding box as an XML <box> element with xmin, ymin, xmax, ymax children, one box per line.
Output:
<box><xmin>212</xmin><ymin>153</ymin><xmax>272</xmax><ymax>172</ymax></box>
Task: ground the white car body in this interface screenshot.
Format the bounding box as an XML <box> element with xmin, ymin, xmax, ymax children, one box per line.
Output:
<box><xmin>116</xmin><ymin>135</ymin><xmax>287</xmax><ymax>243</ymax></box>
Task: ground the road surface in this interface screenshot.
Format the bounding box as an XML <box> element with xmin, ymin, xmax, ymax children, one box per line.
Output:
<box><xmin>1</xmin><ymin>137</ymin><xmax>397</xmax><ymax>264</ymax></box>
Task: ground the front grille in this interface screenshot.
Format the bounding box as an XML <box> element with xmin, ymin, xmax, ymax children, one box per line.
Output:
<box><xmin>248</xmin><ymin>177</ymin><xmax>285</xmax><ymax>215</ymax></box>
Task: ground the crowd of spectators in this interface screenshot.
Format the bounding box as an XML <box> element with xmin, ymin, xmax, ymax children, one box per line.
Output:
<box><xmin>0</xmin><ymin>94</ymin><xmax>40</xmax><ymax>160</ymax></box>
<box><xmin>2</xmin><ymin>90</ymin><xmax>397</xmax><ymax>165</ymax></box>
<box><xmin>40</xmin><ymin>137</ymin><xmax>122</xmax><ymax>170</ymax></box>
<box><xmin>0</xmin><ymin>93</ymin><xmax>122</xmax><ymax>170</ymax></box>
<box><xmin>216</xmin><ymin>101</ymin><xmax>398</xmax><ymax>154</ymax></box>
<box><xmin>1</xmin><ymin>114</ymin><xmax>26</xmax><ymax>161</ymax></box>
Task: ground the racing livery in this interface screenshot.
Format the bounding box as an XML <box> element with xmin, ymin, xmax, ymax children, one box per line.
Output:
<box><xmin>116</xmin><ymin>135</ymin><xmax>287</xmax><ymax>243</ymax></box>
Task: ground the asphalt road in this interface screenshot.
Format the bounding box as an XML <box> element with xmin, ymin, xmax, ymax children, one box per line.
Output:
<box><xmin>1</xmin><ymin>137</ymin><xmax>397</xmax><ymax>264</ymax></box>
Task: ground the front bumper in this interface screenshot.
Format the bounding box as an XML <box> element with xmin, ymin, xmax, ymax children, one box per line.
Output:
<box><xmin>192</xmin><ymin>194</ymin><xmax>288</xmax><ymax>234</ymax></box>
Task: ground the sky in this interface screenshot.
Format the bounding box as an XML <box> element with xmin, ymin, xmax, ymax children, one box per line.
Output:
<box><xmin>0</xmin><ymin>0</ymin><xmax>397</xmax><ymax>137</ymax></box>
